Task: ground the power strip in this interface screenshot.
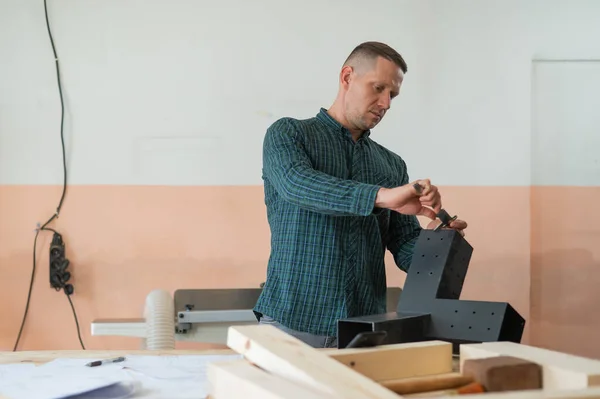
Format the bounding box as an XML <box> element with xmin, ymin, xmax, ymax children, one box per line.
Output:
<box><xmin>49</xmin><ymin>232</ymin><xmax>74</xmax><ymax>295</ymax></box>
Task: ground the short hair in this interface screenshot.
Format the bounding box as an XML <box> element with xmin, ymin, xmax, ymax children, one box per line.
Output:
<box><xmin>343</xmin><ymin>41</ymin><xmax>407</xmax><ymax>74</ymax></box>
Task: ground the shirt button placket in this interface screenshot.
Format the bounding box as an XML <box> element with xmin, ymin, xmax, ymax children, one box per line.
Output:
<box><xmin>344</xmin><ymin>140</ymin><xmax>363</xmax><ymax>314</ymax></box>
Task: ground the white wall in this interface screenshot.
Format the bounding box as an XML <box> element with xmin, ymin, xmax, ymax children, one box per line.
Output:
<box><xmin>1</xmin><ymin>0</ymin><xmax>599</xmax><ymax>186</ymax></box>
<box><xmin>532</xmin><ymin>60</ymin><xmax>600</xmax><ymax>186</ymax></box>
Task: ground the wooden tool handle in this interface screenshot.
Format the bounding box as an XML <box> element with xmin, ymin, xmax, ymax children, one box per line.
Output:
<box><xmin>380</xmin><ymin>372</ymin><xmax>474</xmax><ymax>394</ymax></box>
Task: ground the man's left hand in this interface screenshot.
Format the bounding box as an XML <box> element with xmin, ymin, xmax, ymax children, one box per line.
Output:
<box><xmin>426</xmin><ymin>218</ymin><xmax>468</xmax><ymax>236</ymax></box>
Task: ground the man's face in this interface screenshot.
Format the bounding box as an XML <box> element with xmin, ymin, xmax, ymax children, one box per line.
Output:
<box><xmin>343</xmin><ymin>56</ymin><xmax>404</xmax><ymax>132</ymax></box>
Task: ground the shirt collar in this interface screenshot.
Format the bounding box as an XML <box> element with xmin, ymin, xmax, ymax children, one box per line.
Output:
<box><xmin>315</xmin><ymin>108</ymin><xmax>371</xmax><ymax>140</ymax></box>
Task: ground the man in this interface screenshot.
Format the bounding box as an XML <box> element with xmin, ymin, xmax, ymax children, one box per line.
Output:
<box><xmin>253</xmin><ymin>41</ymin><xmax>467</xmax><ymax>348</ymax></box>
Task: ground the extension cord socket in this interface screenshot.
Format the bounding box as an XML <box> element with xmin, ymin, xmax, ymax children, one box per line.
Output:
<box><xmin>49</xmin><ymin>232</ymin><xmax>74</xmax><ymax>295</ymax></box>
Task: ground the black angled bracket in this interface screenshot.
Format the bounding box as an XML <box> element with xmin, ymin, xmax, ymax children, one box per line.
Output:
<box><xmin>337</xmin><ymin>228</ymin><xmax>525</xmax><ymax>353</ymax></box>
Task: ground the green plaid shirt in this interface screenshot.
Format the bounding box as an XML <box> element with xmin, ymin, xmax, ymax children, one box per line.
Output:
<box><xmin>254</xmin><ymin>108</ymin><xmax>422</xmax><ymax>337</ymax></box>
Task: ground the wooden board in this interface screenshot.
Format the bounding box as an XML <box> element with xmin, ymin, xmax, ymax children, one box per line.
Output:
<box><xmin>327</xmin><ymin>341</ymin><xmax>459</xmax><ymax>396</ymax></box>
<box><xmin>208</xmin><ymin>358</ymin><xmax>333</xmax><ymax>398</ymax></box>
<box><xmin>409</xmin><ymin>388</ymin><xmax>600</xmax><ymax>399</ymax></box>
<box><xmin>460</xmin><ymin>342</ymin><xmax>600</xmax><ymax>389</ymax></box>
<box><xmin>208</xmin><ymin>325</ymin><xmax>600</xmax><ymax>399</ymax></box>
<box><xmin>226</xmin><ymin>324</ymin><xmax>399</xmax><ymax>399</ymax></box>
<box><xmin>323</xmin><ymin>340</ymin><xmax>452</xmax><ymax>382</ymax></box>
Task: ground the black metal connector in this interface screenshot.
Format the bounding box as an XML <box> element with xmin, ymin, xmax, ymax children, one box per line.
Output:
<box><xmin>337</xmin><ymin>229</ymin><xmax>525</xmax><ymax>353</ymax></box>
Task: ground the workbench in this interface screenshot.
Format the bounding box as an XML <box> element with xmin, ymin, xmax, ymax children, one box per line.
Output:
<box><xmin>5</xmin><ymin>330</ymin><xmax>600</xmax><ymax>399</ymax></box>
<box><xmin>0</xmin><ymin>346</ymin><xmax>461</xmax><ymax>399</ymax></box>
<box><xmin>0</xmin><ymin>348</ymin><xmax>238</xmax><ymax>399</ymax></box>
<box><xmin>0</xmin><ymin>348</ymin><xmax>236</xmax><ymax>365</ymax></box>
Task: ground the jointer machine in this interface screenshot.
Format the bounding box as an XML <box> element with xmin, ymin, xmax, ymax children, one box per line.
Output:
<box><xmin>91</xmin><ymin>208</ymin><xmax>525</xmax><ymax>353</ymax></box>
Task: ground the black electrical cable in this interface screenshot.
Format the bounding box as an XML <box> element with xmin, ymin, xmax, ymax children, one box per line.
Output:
<box><xmin>13</xmin><ymin>0</ymin><xmax>85</xmax><ymax>351</ymax></box>
<box><xmin>66</xmin><ymin>291</ymin><xmax>86</xmax><ymax>350</ymax></box>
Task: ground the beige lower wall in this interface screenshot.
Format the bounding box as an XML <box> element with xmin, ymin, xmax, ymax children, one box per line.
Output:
<box><xmin>0</xmin><ymin>185</ymin><xmax>597</xmax><ymax>358</ymax></box>
<box><xmin>529</xmin><ymin>187</ymin><xmax>600</xmax><ymax>356</ymax></box>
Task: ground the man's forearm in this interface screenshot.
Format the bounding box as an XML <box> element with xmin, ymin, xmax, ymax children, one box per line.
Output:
<box><xmin>266</xmin><ymin>162</ymin><xmax>382</xmax><ymax>216</ymax></box>
<box><xmin>374</xmin><ymin>187</ymin><xmax>391</xmax><ymax>208</ymax></box>
<box><xmin>385</xmin><ymin>211</ymin><xmax>422</xmax><ymax>272</ymax></box>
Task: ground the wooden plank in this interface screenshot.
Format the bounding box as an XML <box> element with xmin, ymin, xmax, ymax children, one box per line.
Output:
<box><xmin>323</xmin><ymin>340</ymin><xmax>453</xmax><ymax>381</ymax></box>
<box><xmin>208</xmin><ymin>358</ymin><xmax>334</xmax><ymax>399</ymax></box>
<box><xmin>433</xmin><ymin>387</ymin><xmax>600</xmax><ymax>399</ymax></box>
<box><xmin>226</xmin><ymin>324</ymin><xmax>400</xmax><ymax>399</ymax></box>
<box><xmin>379</xmin><ymin>372</ymin><xmax>473</xmax><ymax>395</ymax></box>
<box><xmin>460</xmin><ymin>342</ymin><xmax>600</xmax><ymax>390</ymax></box>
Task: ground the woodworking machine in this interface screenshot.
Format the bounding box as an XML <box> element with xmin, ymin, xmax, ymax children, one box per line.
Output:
<box><xmin>90</xmin><ymin>287</ymin><xmax>403</xmax><ymax>349</ymax></box>
<box><xmin>92</xmin><ymin>211</ymin><xmax>525</xmax><ymax>352</ymax></box>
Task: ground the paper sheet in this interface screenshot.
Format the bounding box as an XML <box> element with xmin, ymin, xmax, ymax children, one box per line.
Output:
<box><xmin>123</xmin><ymin>354</ymin><xmax>243</xmax><ymax>379</ymax></box>
<box><xmin>0</xmin><ymin>363</ymin><xmax>37</xmax><ymax>381</ymax></box>
<box><xmin>120</xmin><ymin>354</ymin><xmax>243</xmax><ymax>399</ymax></box>
<box><xmin>0</xmin><ymin>354</ymin><xmax>242</xmax><ymax>399</ymax></box>
<box><xmin>0</xmin><ymin>359</ymin><xmax>137</xmax><ymax>399</ymax></box>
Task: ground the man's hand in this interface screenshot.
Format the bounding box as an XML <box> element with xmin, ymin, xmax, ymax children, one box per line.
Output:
<box><xmin>375</xmin><ymin>179</ymin><xmax>441</xmax><ymax>220</ymax></box>
<box><xmin>427</xmin><ymin>218</ymin><xmax>468</xmax><ymax>236</ymax></box>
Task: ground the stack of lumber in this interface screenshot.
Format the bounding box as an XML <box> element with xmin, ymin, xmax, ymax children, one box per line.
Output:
<box><xmin>207</xmin><ymin>325</ymin><xmax>600</xmax><ymax>398</ymax></box>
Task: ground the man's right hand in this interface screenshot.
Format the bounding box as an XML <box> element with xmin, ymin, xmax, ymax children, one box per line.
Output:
<box><xmin>375</xmin><ymin>179</ymin><xmax>441</xmax><ymax>220</ymax></box>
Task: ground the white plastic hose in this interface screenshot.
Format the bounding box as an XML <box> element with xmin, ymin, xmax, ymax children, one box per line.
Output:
<box><xmin>143</xmin><ymin>289</ymin><xmax>175</xmax><ymax>350</ymax></box>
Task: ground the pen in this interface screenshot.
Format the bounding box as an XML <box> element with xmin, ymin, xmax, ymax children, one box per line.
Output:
<box><xmin>85</xmin><ymin>356</ymin><xmax>126</xmax><ymax>367</ymax></box>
